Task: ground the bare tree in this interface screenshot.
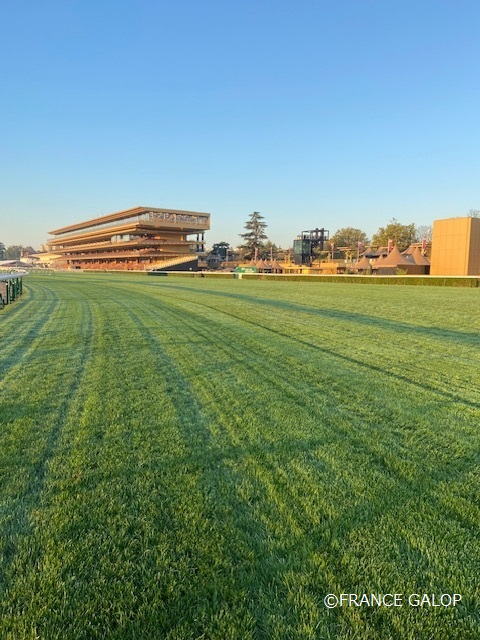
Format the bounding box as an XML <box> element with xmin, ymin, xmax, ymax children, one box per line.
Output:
<box><xmin>415</xmin><ymin>225</ymin><xmax>432</xmax><ymax>242</ymax></box>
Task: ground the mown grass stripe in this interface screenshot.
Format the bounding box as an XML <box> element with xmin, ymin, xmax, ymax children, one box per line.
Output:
<box><xmin>0</xmin><ymin>289</ymin><xmax>95</xmax><ymax>637</ymax></box>
<box><xmin>0</xmin><ymin>282</ymin><xmax>62</xmax><ymax>385</ymax></box>
<box><xmin>95</xmin><ymin>278</ymin><xmax>478</xmax><ymax>636</ymax></box>
<box><xmin>139</xmin><ymin>282</ymin><xmax>479</xmax><ymax>410</ymax></box>
<box><xmin>0</xmin><ymin>273</ymin><xmax>478</xmax><ymax>639</ymax></box>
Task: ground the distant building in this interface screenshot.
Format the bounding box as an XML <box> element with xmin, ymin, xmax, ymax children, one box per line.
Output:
<box><xmin>430</xmin><ymin>217</ymin><xmax>480</xmax><ymax>276</ymax></box>
<box><xmin>46</xmin><ymin>206</ymin><xmax>210</xmax><ymax>270</ymax></box>
<box><xmin>373</xmin><ymin>246</ymin><xmax>429</xmax><ymax>275</ymax></box>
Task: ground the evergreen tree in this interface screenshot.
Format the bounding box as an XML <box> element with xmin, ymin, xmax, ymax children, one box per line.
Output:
<box><xmin>239</xmin><ymin>212</ymin><xmax>268</xmax><ymax>259</ymax></box>
<box><xmin>211</xmin><ymin>242</ymin><xmax>230</xmax><ymax>260</ymax></box>
<box><xmin>259</xmin><ymin>240</ymin><xmax>280</xmax><ymax>260</ymax></box>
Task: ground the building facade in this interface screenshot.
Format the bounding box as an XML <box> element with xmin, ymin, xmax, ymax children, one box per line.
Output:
<box><xmin>46</xmin><ymin>206</ymin><xmax>210</xmax><ymax>270</ymax></box>
<box><xmin>430</xmin><ymin>217</ymin><xmax>480</xmax><ymax>276</ymax></box>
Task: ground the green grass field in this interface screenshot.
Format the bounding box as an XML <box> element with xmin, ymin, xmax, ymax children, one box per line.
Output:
<box><xmin>1</xmin><ymin>273</ymin><xmax>479</xmax><ymax>639</ymax></box>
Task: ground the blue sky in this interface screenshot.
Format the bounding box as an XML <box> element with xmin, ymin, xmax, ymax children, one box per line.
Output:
<box><xmin>1</xmin><ymin>0</ymin><xmax>479</xmax><ymax>249</ymax></box>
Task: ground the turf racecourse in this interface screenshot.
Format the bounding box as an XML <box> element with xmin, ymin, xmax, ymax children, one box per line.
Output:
<box><xmin>1</xmin><ymin>272</ymin><xmax>479</xmax><ymax>640</ymax></box>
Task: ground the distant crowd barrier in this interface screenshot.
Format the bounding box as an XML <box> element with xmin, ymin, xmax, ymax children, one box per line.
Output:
<box><xmin>0</xmin><ymin>272</ymin><xmax>27</xmax><ymax>307</ymax></box>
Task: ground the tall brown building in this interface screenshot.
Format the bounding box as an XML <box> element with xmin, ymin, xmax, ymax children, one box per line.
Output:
<box><xmin>430</xmin><ymin>217</ymin><xmax>480</xmax><ymax>276</ymax></box>
<box><xmin>46</xmin><ymin>205</ymin><xmax>210</xmax><ymax>270</ymax></box>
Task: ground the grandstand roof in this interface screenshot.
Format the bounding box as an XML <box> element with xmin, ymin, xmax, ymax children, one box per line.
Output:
<box><xmin>49</xmin><ymin>206</ymin><xmax>210</xmax><ymax>235</ymax></box>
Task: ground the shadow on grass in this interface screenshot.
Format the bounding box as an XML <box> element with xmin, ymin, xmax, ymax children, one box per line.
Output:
<box><xmin>146</xmin><ymin>282</ymin><xmax>480</xmax><ymax>348</ymax></box>
<box><xmin>0</xmin><ymin>285</ymin><xmax>61</xmax><ymax>380</ymax></box>
<box><xmin>0</xmin><ymin>299</ymin><xmax>95</xmax><ymax>594</ymax></box>
<box><xmin>128</xmin><ymin>282</ymin><xmax>480</xmax><ymax>412</ymax></box>
<box><xmin>108</xmin><ymin>298</ymin><xmax>465</xmax><ymax>639</ymax></box>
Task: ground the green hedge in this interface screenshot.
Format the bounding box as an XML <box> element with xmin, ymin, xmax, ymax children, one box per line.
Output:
<box><xmin>53</xmin><ymin>270</ymin><xmax>480</xmax><ymax>287</ymax></box>
<box><xmin>197</xmin><ymin>272</ymin><xmax>235</xmax><ymax>279</ymax></box>
<box><xmin>241</xmin><ymin>274</ymin><xmax>480</xmax><ymax>287</ymax></box>
<box><xmin>147</xmin><ymin>271</ymin><xmax>236</xmax><ymax>279</ymax></box>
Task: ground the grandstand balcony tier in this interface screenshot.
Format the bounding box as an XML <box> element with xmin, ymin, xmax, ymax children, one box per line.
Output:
<box><xmin>46</xmin><ymin>206</ymin><xmax>210</xmax><ymax>270</ymax></box>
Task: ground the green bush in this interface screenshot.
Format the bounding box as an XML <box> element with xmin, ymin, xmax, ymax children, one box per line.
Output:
<box><xmin>242</xmin><ymin>273</ymin><xmax>479</xmax><ymax>287</ymax></box>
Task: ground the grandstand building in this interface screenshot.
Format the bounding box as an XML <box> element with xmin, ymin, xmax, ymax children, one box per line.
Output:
<box><xmin>46</xmin><ymin>206</ymin><xmax>210</xmax><ymax>270</ymax></box>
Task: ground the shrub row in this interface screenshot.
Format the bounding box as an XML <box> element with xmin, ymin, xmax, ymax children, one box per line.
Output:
<box><xmin>241</xmin><ymin>274</ymin><xmax>480</xmax><ymax>287</ymax></box>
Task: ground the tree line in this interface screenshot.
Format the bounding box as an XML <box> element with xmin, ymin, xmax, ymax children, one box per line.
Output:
<box><xmin>0</xmin><ymin>244</ymin><xmax>38</xmax><ymax>260</ymax></box>
<box><xmin>236</xmin><ymin>212</ymin><xmax>439</xmax><ymax>259</ymax></box>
